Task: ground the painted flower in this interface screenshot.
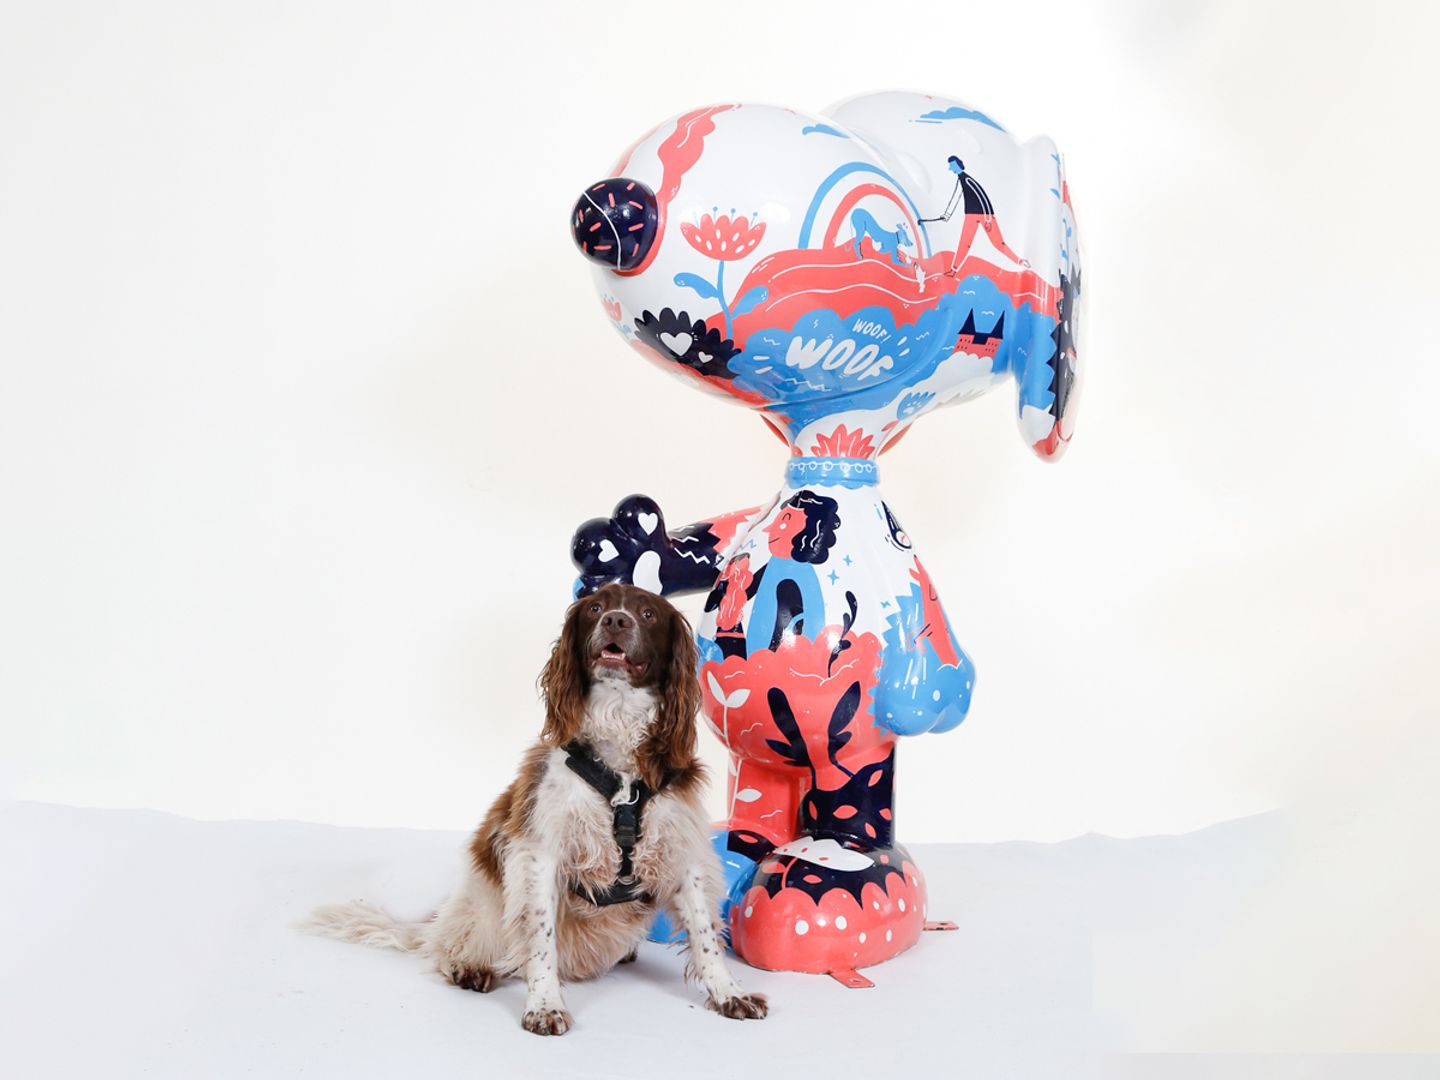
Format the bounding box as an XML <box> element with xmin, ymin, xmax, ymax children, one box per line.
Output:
<box><xmin>633</xmin><ymin>308</ymin><xmax>738</xmax><ymax>380</ymax></box>
<box><xmin>682</xmin><ymin>212</ymin><xmax>766</xmax><ymax>261</ymax></box>
<box><xmin>810</xmin><ymin>425</ymin><xmax>877</xmax><ymax>459</ymax></box>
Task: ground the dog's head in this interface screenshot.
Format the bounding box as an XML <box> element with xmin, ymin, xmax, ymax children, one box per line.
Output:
<box><xmin>539</xmin><ymin>583</ymin><xmax>701</xmax><ymax>783</ymax></box>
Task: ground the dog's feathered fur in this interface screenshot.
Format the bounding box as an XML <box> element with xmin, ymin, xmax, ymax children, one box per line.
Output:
<box><xmin>305</xmin><ymin>584</ymin><xmax>766</xmax><ymax>1035</ymax></box>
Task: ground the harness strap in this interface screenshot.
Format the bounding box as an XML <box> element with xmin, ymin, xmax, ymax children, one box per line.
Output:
<box><xmin>563</xmin><ymin>740</ymin><xmax>675</xmax><ymax>907</ymax></box>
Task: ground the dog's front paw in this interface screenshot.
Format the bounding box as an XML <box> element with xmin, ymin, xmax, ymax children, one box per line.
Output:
<box><xmin>522</xmin><ymin>1007</ymin><xmax>573</xmax><ymax>1036</ymax></box>
<box><xmin>707</xmin><ymin>991</ymin><xmax>768</xmax><ymax>1020</ymax></box>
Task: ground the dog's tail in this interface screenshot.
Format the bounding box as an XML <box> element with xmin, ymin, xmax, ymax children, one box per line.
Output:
<box><xmin>300</xmin><ymin>901</ymin><xmax>426</xmax><ymax>953</ymax></box>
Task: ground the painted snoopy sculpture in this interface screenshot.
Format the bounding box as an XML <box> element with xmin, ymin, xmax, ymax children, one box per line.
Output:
<box><xmin>568</xmin><ymin>91</ymin><xmax>1083</xmax><ymax>984</ymax></box>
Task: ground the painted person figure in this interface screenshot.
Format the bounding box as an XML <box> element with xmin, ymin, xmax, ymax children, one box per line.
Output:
<box><xmin>919</xmin><ymin>155</ymin><xmax>1030</xmax><ymax>273</ymax></box>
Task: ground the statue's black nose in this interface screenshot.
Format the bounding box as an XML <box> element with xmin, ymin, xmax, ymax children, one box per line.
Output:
<box><xmin>571</xmin><ymin>177</ymin><xmax>658</xmax><ymax>271</ymax></box>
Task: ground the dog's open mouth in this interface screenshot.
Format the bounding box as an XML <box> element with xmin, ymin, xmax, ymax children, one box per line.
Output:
<box><xmin>593</xmin><ymin>643</ymin><xmax>646</xmax><ymax>675</ymax></box>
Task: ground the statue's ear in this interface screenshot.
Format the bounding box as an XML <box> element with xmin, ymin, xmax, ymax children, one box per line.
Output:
<box><xmin>1012</xmin><ymin>136</ymin><xmax>1082</xmax><ymax>462</ymax></box>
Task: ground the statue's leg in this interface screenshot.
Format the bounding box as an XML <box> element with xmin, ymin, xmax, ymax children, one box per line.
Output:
<box><xmin>727</xmin><ymin>746</ymin><xmax>928</xmax><ymax>975</ymax></box>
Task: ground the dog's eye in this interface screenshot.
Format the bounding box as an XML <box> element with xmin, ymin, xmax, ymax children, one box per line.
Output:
<box><xmin>642</xmin><ymin>608</ymin><xmax>654</xmax><ymax>620</ymax></box>
<box><xmin>589</xmin><ymin>602</ymin><xmax>601</xmax><ymax>614</ymax></box>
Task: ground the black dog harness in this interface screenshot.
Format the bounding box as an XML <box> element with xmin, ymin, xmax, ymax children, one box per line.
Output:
<box><xmin>562</xmin><ymin>740</ymin><xmax>676</xmax><ymax>907</ymax></box>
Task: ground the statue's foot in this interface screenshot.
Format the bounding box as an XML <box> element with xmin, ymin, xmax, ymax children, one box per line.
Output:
<box><xmin>727</xmin><ymin>837</ymin><xmax>928</xmax><ymax>975</ymax></box>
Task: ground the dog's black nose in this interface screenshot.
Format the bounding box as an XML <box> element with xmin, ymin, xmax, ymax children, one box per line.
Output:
<box><xmin>571</xmin><ymin>178</ymin><xmax>658</xmax><ymax>271</ymax></box>
<box><xmin>601</xmin><ymin>610</ymin><xmax>633</xmax><ymax>632</ymax></box>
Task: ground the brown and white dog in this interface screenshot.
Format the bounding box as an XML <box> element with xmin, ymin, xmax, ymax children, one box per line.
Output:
<box><xmin>305</xmin><ymin>583</ymin><xmax>767</xmax><ymax>1035</ymax></box>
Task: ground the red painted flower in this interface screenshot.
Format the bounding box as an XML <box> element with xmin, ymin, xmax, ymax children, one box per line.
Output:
<box><xmin>810</xmin><ymin>424</ymin><xmax>877</xmax><ymax>459</ymax></box>
<box><xmin>682</xmin><ymin>212</ymin><xmax>766</xmax><ymax>261</ymax></box>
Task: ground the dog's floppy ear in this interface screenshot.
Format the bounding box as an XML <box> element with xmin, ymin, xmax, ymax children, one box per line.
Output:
<box><xmin>640</xmin><ymin>607</ymin><xmax>701</xmax><ymax>789</ymax></box>
<box><xmin>539</xmin><ymin>598</ymin><xmax>588</xmax><ymax>746</ymax></box>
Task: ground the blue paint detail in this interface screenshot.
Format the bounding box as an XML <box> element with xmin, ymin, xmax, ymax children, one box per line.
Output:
<box><xmin>913</xmin><ymin>105</ymin><xmax>1006</xmax><ymax>132</ymax></box>
<box><xmin>898</xmin><ymin>391</ymin><xmax>935</xmax><ymax>418</ymax></box>
<box><xmin>673</xmin><ymin>272</ymin><xmax>719</xmax><ymax>301</ymax></box>
<box><xmin>827</xmin><ymin>569</ymin><xmax>839</xmax><ymax>585</ymax></box>
<box><xmin>797</xmin><ymin>162</ymin><xmax>931</xmax><ymax>254</ymax></box>
<box><xmin>783</xmin><ymin>456</ymin><xmax>878</xmax><ymax>489</ymax></box>
<box><xmin>747</xmin><ymin>557</ymin><xmax>824</xmax><ymax>655</ymax></box>
<box><xmin>696</xmin><ymin>634</ymin><xmax>723</xmax><ymax>668</ymax></box>
<box><xmin>801</xmin><ymin>123</ymin><xmax>849</xmax><ymax>138</ymax></box>
<box><xmin>731</xmin><ymin>285</ymin><xmax>768</xmax><ymax>319</ymax></box>
<box><xmin>727</xmin><ymin>270</ymin><xmax>1064</xmax><ymax>432</ymax></box>
<box><xmin>648</xmin><ymin>832</ymin><xmax>758</xmax><ymax>944</ymax></box>
<box><xmin>874</xmin><ymin>581</ymin><xmax>975</xmax><ymax>736</ymax></box>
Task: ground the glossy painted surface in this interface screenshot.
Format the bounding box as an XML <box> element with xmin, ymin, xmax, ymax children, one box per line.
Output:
<box><xmin>569</xmin><ymin>92</ymin><xmax>1083</xmax><ymax>976</ymax></box>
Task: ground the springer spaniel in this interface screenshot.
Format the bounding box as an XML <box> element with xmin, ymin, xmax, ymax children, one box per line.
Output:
<box><xmin>305</xmin><ymin>583</ymin><xmax>767</xmax><ymax>1035</ymax></box>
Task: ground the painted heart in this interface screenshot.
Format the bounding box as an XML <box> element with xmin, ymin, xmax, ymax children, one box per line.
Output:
<box><xmin>696</xmin><ymin>351</ymin><xmax>712</xmax><ymax>363</ymax></box>
<box><xmin>636</xmin><ymin>512</ymin><xmax>658</xmax><ymax>535</ymax></box>
<box><xmin>659</xmin><ymin>331</ymin><xmax>692</xmax><ymax>356</ymax></box>
<box><xmin>597</xmin><ymin>539</ymin><xmax>619</xmax><ymax>563</ymax></box>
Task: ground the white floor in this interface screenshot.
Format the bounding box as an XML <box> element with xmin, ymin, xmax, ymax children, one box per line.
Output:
<box><xmin>2</xmin><ymin>802</ymin><xmax>1434</xmax><ymax>1080</ymax></box>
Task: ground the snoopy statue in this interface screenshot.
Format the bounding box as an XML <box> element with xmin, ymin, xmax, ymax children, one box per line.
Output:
<box><xmin>568</xmin><ymin>91</ymin><xmax>1082</xmax><ymax>985</ymax></box>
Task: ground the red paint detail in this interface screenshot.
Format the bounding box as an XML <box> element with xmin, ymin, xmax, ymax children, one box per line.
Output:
<box><xmin>760</xmin><ymin>414</ymin><xmax>792</xmax><ymax>448</ymax></box>
<box><xmin>701</xmin><ymin>628</ymin><xmax>891</xmax><ymax>790</ymax></box>
<box><xmin>729</xmin><ymin>868</ymin><xmax>926</xmax><ymax>973</ymax></box>
<box><xmin>615</xmin><ymin>105</ymin><xmax>734</xmax><ymax>279</ymax></box>
<box><xmin>878</xmin><ymin>807</ymin><xmax>892</xmax><ymax>821</ymax></box>
<box><xmin>832</xmin><ymin>805</ymin><xmax>857</xmax><ymax>820</ymax></box>
<box><xmin>908</xmin><ymin>557</ymin><xmax>961</xmax><ymax>667</ymax></box>
<box><xmin>681</xmin><ymin>213</ymin><xmax>766</xmax><ymax>261</ymax></box>
<box><xmin>1033</xmin><ymin>421</ymin><xmax>1070</xmax><ymax>460</ymax></box>
<box><xmin>724</xmin><ymin>242</ymin><xmax>1060</xmax><ymax>354</ymax></box>
<box><xmin>864</xmin><ymin>823</ymin><xmax>877</xmax><ymax>839</ymax></box>
<box><xmin>810</xmin><ymin>424</ymin><xmax>877</xmax><ymax>459</ymax></box>
<box><xmin>878</xmin><ymin>423</ymin><xmax>911</xmax><ymax>455</ymax></box>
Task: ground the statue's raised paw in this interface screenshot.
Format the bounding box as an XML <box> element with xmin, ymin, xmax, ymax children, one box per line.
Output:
<box><xmin>571</xmin><ymin>494</ymin><xmax>728</xmax><ymax>598</ymax></box>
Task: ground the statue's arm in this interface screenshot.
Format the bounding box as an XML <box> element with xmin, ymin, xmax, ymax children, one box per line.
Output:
<box><xmin>571</xmin><ymin>495</ymin><xmax>766</xmax><ymax>598</ymax></box>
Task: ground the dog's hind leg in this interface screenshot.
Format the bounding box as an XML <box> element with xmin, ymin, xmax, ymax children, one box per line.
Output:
<box><xmin>424</xmin><ymin>869</ymin><xmax>506</xmax><ymax>992</ymax></box>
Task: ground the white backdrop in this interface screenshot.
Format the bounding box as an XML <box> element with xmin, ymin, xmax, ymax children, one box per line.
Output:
<box><xmin>2</xmin><ymin>1</ymin><xmax>1436</xmax><ymax>850</ymax></box>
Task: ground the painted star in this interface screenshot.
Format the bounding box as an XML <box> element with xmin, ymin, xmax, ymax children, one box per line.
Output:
<box><xmin>843</xmin><ymin>554</ymin><xmax>853</xmax><ymax>566</ymax></box>
<box><xmin>827</xmin><ymin>570</ymin><xmax>839</xmax><ymax>585</ymax></box>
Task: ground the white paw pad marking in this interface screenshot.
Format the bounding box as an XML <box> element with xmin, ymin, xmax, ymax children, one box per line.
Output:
<box><xmin>632</xmin><ymin>550</ymin><xmax>662</xmax><ymax>594</ymax></box>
